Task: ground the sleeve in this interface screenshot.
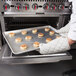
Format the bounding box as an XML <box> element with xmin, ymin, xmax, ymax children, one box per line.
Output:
<box><xmin>69</xmin><ymin>0</ymin><xmax>72</xmax><ymax>2</ymax></box>
<box><xmin>68</xmin><ymin>14</ymin><xmax>76</xmax><ymax>40</ymax></box>
<box><xmin>68</xmin><ymin>0</ymin><xmax>76</xmax><ymax>41</ymax></box>
<box><xmin>68</xmin><ymin>23</ymin><xmax>76</xmax><ymax>40</ymax></box>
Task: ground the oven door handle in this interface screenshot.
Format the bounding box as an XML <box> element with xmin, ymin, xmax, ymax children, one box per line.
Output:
<box><xmin>36</xmin><ymin>12</ymin><xmax>45</xmax><ymax>15</ymax></box>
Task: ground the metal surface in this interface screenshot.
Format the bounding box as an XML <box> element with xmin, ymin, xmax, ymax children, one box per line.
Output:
<box><xmin>0</xmin><ymin>0</ymin><xmax>71</xmax><ymax>15</ymax></box>
<box><xmin>3</xmin><ymin>25</ymin><xmax>60</xmax><ymax>54</ymax></box>
<box><xmin>0</xmin><ymin>44</ymin><xmax>72</xmax><ymax>64</ymax></box>
<box><xmin>0</xmin><ymin>32</ymin><xmax>1</xmax><ymax>50</ymax></box>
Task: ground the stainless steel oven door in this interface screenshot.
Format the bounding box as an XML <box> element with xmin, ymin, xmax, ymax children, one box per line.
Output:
<box><xmin>0</xmin><ymin>44</ymin><xmax>72</xmax><ymax>64</ymax></box>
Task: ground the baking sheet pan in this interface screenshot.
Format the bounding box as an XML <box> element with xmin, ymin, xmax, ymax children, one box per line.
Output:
<box><xmin>3</xmin><ymin>25</ymin><xmax>60</xmax><ymax>54</ymax></box>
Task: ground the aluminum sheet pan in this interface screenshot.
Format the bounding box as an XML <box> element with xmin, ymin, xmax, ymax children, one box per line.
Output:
<box><xmin>3</xmin><ymin>25</ymin><xmax>60</xmax><ymax>54</ymax></box>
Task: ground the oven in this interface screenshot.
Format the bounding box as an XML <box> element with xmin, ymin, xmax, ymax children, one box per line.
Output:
<box><xmin>0</xmin><ymin>0</ymin><xmax>72</xmax><ymax>64</ymax></box>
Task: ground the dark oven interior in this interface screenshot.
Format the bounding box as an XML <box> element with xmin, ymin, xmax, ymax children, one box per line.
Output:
<box><xmin>5</xmin><ymin>17</ymin><xmax>59</xmax><ymax>31</ymax></box>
